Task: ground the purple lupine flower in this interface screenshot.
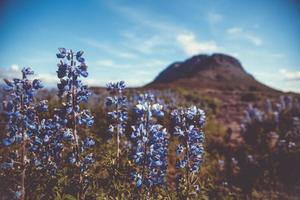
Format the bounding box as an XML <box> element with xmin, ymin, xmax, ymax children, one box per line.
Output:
<box><xmin>285</xmin><ymin>95</ymin><xmax>293</xmax><ymax>110</ymax></box>
<box><xmin>171</xmin><ymin>106</ymin><xmax>206</xmax><ymax>197</ymax></box>
<box><xmin>280</xmin><ymin>96</ymin><xmax>286</xmax><ymax>110</ymax></box>
<box><xmin>106</xmin><ymin>81</ymin><xmax>128</xmax><ymax>165</ymax></box>
<box><xmin>246</xmin><ymin>104</ymin><xmax>264</xmax><ymax>122</ymax></box>
<box><xmin>265</xmin><ymin>99</ymin><xmax>272</xmax><ymax>113</ymax></box>
<box><xmin>54</xmin><ymin>48</ymin><xmax>95</xmax><ymax>198</ymax></box>
<box><xmin>295</xmin><ymin>97</ymin><xmax>300</xmax><ymax>110</ymax></box>
<box><xmin>130</xmin><ymin>93</ymin><xmax>168</xmax><ymax>194</ymax></box>
<box><xmin>146</xmin><ymin>125</ymin><xmax>168</xmax><ymax>187</ymax></box>
<box><xmin>1</xmin><ymin>67</ymin><xmax>48</xmax><ymax>199</ymax></box>
<box><xmin>84</xmin><ymin>137</ymin><xmax>95</xmax><ymax>148</ymax></box>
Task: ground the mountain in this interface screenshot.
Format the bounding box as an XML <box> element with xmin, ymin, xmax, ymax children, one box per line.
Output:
<box><xmin>149</xmin><ymin>53</ymin><xmax>277</xmax><ymax>92</ymax></box>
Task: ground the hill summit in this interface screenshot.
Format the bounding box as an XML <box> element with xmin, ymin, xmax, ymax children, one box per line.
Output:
<box><xmin>149</xmin><ymin>53</ymin><xmax>275</xmax><ymax>92</ymax></box>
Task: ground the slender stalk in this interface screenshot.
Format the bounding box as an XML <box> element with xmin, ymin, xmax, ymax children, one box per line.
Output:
<box><xmin>116</xmin><ymin>123</ymin><xmax>120</xmax><ymax>200</ymax></box>
<box><xmin>70</xmin><ymin>52</ymin><xmax>83</xmax><ymax>200</ymax></box>
<box><xmin>185</xmin><ymin>129</ymin><xmax>190</xmax><ymax>200</ymax></box>
<box><xmin>110</xmin><ymin>97</ymin><xmax>119</xmax><ymax>199</ymax></box>
<box><xmin>20</xmin><ymin>77</ymin><xmax>26</xmax><ymax>200</ymax></box>
<box><xmin>116</xmin><ymin>101</ymin><xmax>120</xmax><ymax>168</ymax></box>
<box><xmin>21</xmin><ymin>131</ymin><xmax>26</xmax><ymax>200</ymax></box>
<box><xmin>72</xmin><ymin>75</ymin><xmax>79</xmax><ymax>152</ymax></box>
<box><xmin>140</xmin><ymin>105</ymin><xmax>150</xmax><ymax>200</ymax></box>
<box><xmin>140</xmin><ymin>134</ymin><xmax>147</xmax><ymax>200</ymax></box>
<box><xmin>117</xmin><ymin>129</ymin><xmax>120</xmax><ymax>163</ymax></box>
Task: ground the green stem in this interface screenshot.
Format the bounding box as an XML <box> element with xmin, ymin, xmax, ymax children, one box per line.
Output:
<box><xmin>70</xmin><ymin>52</ymin><xmax>83</xmax><ymax>200</ymax></box>
<box><xmin>20</xmin><ymin>79</ymin><xmax>26</xmax><ymax>200</ymax></box>
<box><xmin>21</xmin><ymin>133</ymin><xmax>26</xmax><ymax>200</ymax></box>
<box><xmin>185</xmin><ymin>129</ymin><xmax>190</xmax><ymax>200</ymax></box>
<box><xmin>140</xmin><ymin>105</ymin><xmax>151</xmax><ymax>200</ymax></box>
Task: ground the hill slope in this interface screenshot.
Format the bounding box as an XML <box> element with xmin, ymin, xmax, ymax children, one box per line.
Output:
<box><xmin>149</xmin><ymin>53</ymin><xmax>277</xmax><ymax>92</ymax></box>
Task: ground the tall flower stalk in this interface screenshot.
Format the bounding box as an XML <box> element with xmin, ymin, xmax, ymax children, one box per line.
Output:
<box><xmin>106</xmin><ymin>81</ymin><xmax>128</xmax><ymax>167</ymax></box>
<box><xmin>130</xmin><ymin>93</ymin><xmax>168</xmax><ymax>199</ymax></box>
<box><xmin>171</xmin><ymin>106</ymin><xmax>206</xmax><ymax>199</ymax></box>
<box><xmin>1</xmin><ymin>67</ymin><xmax>46</xmax><ymax>200</ymax></box>
<box><xmin>55</xmin><ymin>48</ymin><xmax>95</xmax><ymax>199</ymax></box>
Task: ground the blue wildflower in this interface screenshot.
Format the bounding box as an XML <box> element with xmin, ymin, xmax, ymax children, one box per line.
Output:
<box><xmin>3</xmin><ymin>138</ymin><xmax>14</xmax><ymax>146</ymax></box>
<box><xmin>32</xmin><ymin>79</ymin><xmax>43</xmax><ymax>89</ymax></box>
<box><xmin>54</xmin><ymin>48</ymin><xmax>95</xmax><ymax>196</ymax></box>
<box><xmin>1</xmin><ymin>161</ymin><xmax>13</xmax><ymax>169</ymax></box>
<box><xmin>84</xmin><ymin>137</ymin><xmax>95</xmax><ymax>148</ymax></box>
<box><xmin>171</xmin><ymin>106</ymin><xmax>206</xmax><ymax>196</ymax></box>
<box><xmin>1</xmin><ymin>67</ymin><xmax>48</xmax><ymax>198</ymax></box>
<box><xmin>63</xmin><ymin>129</ymin><xmax>74</xmax><ymax>141</ymax></box>
<box><xmin>106</xmin><ymin>81</ymin><xmax>128</xmax><ymax>163</ymax></box>
<box><xmin>130</xmin><ymin>93</ymin><xmax>168</xmax><ymax>192</ymax></box>
<box><xmin>37</xmin><ymin>100</ymin><xmax>48</xmax><ymax>112</ymax></box>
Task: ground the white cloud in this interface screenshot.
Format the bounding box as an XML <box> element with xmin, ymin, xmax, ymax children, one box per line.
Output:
<box><xmin>245</xmin><ymin>35</ymin><xmax>262</xmax><ymax>46</ymax></box>
<box><xmin>0</xmin><ymin>64</ymin><xmax>21</xmax><ymax>79</ymax></box>
<box><xmin>91</xmin><ymin>57</ymin><xmax>168</xmax><ymax>86</ymax></box>
<box><xmin>121</xmin><ymin>32</ymin><xmax>167</xmax><ymax>55</ymax></box>
<box><xmin>107</xmin><ymin>4</ymin><xmax>222</xmax><ymax>58</ymax></box>
<box><xmin>279</xmin><ymin>69</ymin><xmax>300</xmax><ymax>81</ymax></box>
<box><xmin>95</xmin><ymin>59</ymin><xmax>115</xmax><ymax>67</ymax></box>
<box><xmin>227</xmin><ymin>27</ymin><xmax>243</xmax><ymax>34</ymax></box>
<box><xmin>0</xmin><ymin>65</ymin><xmax>58</xmax><ymax>87</ymax></box>
<box><xmin>94</xmin><ymin>58</ymin><xmax>167</xmax><ymax>70</ymax></box>
<box><xmin>176</xmin><ymin>33</ymin><xmax>219</xmax><ymax>55</ymax></box>
<box><xmin>11</xmin><ymin>64</ymin><xmax>19</xmax><ymax>72</ymax></box>
<box><xmin>227</xmin><ymin>27</ymin><xmax>262</xmax><ymax>46</ymax></box>
<box><xmin>94</xmin><ymin>59</ymin><xmax>133</xmax><ymax>70</ymax></box>
<box><xmin>35</xmin><ymin>73</ymin><xmax>57</xmax><ymax>85</ymax></box>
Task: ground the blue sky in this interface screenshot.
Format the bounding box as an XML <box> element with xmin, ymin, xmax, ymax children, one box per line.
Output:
<box><xmin>0</xmin><ymin>0</ymin><xmax>300</xmax><ymax>92</ymax></box>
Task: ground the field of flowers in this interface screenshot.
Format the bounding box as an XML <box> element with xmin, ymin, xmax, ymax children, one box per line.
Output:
<box><xmin>0</xmin><ymin>49</ymin><xmax>299</xmax><ymax>200</ymax></box>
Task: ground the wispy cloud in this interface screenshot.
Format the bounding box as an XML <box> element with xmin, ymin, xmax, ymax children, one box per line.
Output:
<box><xmin>108</xmin><ymin>3</ymin><xmax>223</xmax><ymax>58</ymax></box>
<box><xmin>0</xmin><ymin>64</ymin><xmax>57</xmax><ymax>86</ymax></box>
<box><xmin>268</xmin><ymin>53</ymin><xmax>285</xmax><ymax>59</ymax></box>
<box><xmin>36</xmin><ymin>73</ymin><xmax>57</xmax><ymax>85</ymax></box>
<box><xmin>78</xmin><ymin>37</ymin><xmax>138</xmax><ymax>59</ymax></box>
<box><xmin>176</xmin><ymin>33</ymin><xmax>219</xmax><ymax>55</ymax></box>
<box><xmin>95</xmin><ymin>59</ymin><xmax>115</xmax><ymax>67</ymax></box>
<box><xmin>227</xmin><ymin>27</ymin><xmax>262</xmax><ymax>46</ymax></box>
<box><xmin>110</xmin><ymin>4</ymin><xmax>209</xmax><ymax>54</ymax></box>
<box><xmin>94</xmin><ymin>58</ymin><xmax>168</xmax><ymax>70</ymax></box>
<box><xmin>0</xmin><ymin>64</ymin><xmax>22</xmax><ymax>79</ymax></box>
<box><xmin>279</xmin><ymin>68</ymin><xmax>300</xmax><ymax>81</ymax></box>
<box><xmin>120</xmin><ymin>32</ymin><xmax>168</xmax><ymax>55</ymax></box>
<box><xmin>207</xmin><ymin>12</ymin><xmax>223</xmax><ymax>24</ymax></box>
<box><xmin>110</xmin><ymin>3</ymin><xmax>185</xmax><ymax>34</ymax></box>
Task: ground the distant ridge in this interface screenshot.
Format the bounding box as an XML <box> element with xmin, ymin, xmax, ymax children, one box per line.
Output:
<box><xmin>149</xmin><ymin>53</ymin><xmax>278</xmax><ymax>92</ymax></box>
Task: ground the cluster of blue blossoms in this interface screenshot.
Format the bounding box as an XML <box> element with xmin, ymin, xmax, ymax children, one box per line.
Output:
<box><xmin>106</xmin><ymin>81</ymin><xmax>128</xmax><ymax>165</ymax></box>
<box><xmin>171</xmin><ymin>106</ymin><xmax>205</xmax><ymax>173</ymax></box>
<box><xmin>1</xmin><ymin>67</ymin><xmax>48</xmax><ymax>199</ymax></box>
<box><xmin>171</xmin><ymin>106</ymin><xmax>206</xmax><ymax>194</ymax></box>
<box><xmin>2</xmin><ymin>67</ymin><xmax>47</xmax><ymax>169</ymax></box>
<box><xmin>1</xmin><ymin>49</ymin><xmax>96</xmax><ymax>199</ymax></box>
<box><xmin>106</xmin><ymin>81</ymin><xmax>128</xmax><ymax>137</ymax></box>
<box><xmin>131</xmin><ymin>94</ymin><xmax>168</xmax><ymax>190</ymax></box>
<box><xmin>55</xmin><ymin>48</ymin><xmax>95</xmax><ymax>173</ymax></box>
<box><xmin>1</xmin><ymin>48</ymin><xmax>207</xmax><ymax>199</ymax></box>
<box><xmin>241</xmin><ymin>96</ymin><xmax>300</xmax><ymax>132</ymax></box>
<box><xmin>240</xmin><ymin>96</ymin><xmax>300</xmax><ymax>150</ymax></box>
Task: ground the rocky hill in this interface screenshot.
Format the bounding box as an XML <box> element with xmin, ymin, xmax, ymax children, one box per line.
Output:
<box><xmin>149</xmin><ymin>53</ymin><xmax>277</xmax><ymax>92</ymax></box>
